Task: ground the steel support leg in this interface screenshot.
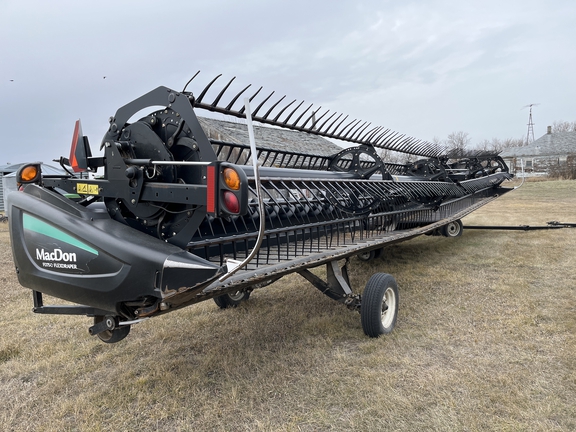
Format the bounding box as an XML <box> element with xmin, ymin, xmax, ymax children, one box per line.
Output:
<box><xmin>298</xmin><ymin>259</ymin><xmax>360</xmax><ymax>309</ymax></box>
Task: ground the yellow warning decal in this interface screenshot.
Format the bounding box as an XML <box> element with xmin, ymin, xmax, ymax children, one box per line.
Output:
<box><xmin>77</xmin><ymin>183</ymin><xmax>99</xmax><ymax>195</ymax></box>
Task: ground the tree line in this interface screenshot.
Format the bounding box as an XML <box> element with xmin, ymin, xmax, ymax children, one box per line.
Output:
<box><xmin>379</xmin><ymin>120</ymin><xmax>575</xmax><ymax>164</ymax></box>
<box><xmin>550</xmin><ymin>120</ymin><xmax>576</xmax><ymax>132</ymax></box>
<box><xmin>442</xmin><ymin>120</ymin><xmax>576</xmax><ymax>156</ymax></box>
<box><xmin>441</xmin><ymin>131</ymin><xmax>523</xmax><ymax>157</ymax></box>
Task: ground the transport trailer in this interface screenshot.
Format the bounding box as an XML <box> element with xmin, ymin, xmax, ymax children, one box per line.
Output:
<box><xmin>7</xmin><ymin>75</ymin><xmax>514</xmax><ymax>343</ymax></box>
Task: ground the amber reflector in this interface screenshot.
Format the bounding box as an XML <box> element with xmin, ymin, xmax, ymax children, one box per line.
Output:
<box><xmin>20</xmin><ymin>165</ymin><xmax>39</xmax><ymax>182</ymax></box>
<box><xmin>223</xmin><ymin>167</ymin><xmax>241</xmax><ymax>190</ymax></box>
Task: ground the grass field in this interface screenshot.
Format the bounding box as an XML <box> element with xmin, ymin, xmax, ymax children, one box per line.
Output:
<box><xmin>0</xmin><ymin>179</ymin><xmax>574</xmax><ymax>431</ymax></box>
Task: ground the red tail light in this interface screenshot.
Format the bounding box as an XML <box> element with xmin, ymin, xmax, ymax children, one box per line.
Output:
<box><xmin>206</xmin><ymin>162</ymin><xmax>247</xmax><ymax>217</ymax></box>
<box><xmin>222</xmin><ymin>191</ymin><xmax>240</xmax><ymax>214</ymax></box>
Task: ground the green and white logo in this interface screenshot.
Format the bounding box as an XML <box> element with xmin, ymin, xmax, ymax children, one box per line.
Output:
<box><xmin>23</xmin><ymin>214</ymin><xmax>98</xmax><ymax>256</ymax></box>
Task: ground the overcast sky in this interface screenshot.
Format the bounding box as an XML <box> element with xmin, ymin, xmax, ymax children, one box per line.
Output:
<box><xmin>1</xmin><ymin>0</ymin><xmax>575</xmax><ymax>165</ymax></box>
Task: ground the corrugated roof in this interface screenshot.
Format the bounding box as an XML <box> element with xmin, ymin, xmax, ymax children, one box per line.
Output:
<box><xmin>0</xmin><ymin>162</ymin><xmax>27</xmax><ymax>174</ymax></box>
<box><xmin>0</xmin><ymin>163</ymin><xmax>67</xmax><ymax>176</ymax></box>
<box><xmin>198</xmin><ymin>117</ymin><xmax>345</xmax><ymax>157</ymax></box>
<box><xmin>501</xmin><ymin>131</ymin><xmax>576</xmax><ymax>158</ymax></box>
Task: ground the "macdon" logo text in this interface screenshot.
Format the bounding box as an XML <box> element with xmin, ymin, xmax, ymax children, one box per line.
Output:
<box><xmin>36</xmin><ymin>248</ymin><xmax>77</xmax><ymax>262</ymax></box>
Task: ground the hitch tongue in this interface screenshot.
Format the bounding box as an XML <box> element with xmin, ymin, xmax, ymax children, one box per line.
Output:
<box><xmin>88</xmin><ymin>316</ymin><xmax>116</xmax><ymax>336</ymax></box>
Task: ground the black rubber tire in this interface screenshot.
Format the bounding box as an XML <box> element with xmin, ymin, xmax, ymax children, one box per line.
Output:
<box><xmin>213</xmin><ymin>290</ymin><xmax>251</xmax><ymax>309</ymax></box>
<box><xmin>94</xmin><ymin>316</ymin><xmax>131</xmax><ymax>343</ymax></box>
<box><xmin>361</xmin><ymin>273</ymin><xmax>399</xmax><ymax>337</ymax></box>
<box><xmin>440</xmin><ymin>219</ymin><xmax>463</xmax><ymax>237</ymax></box>
<box><xmin>357</xmin><ymin>250</ymin><xmax>376</xmax><ymax>262</ymax></box>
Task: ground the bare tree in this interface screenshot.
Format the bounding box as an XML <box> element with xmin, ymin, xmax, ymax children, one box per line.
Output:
<box><xmin>500</xmin><ymin>137</ymin><xmax>524</xmax><ymax>150</ymax></box>
<box><xmin>476</xmin><ymin>138</ymin><xmax>491</xmax><ymax>153</ymax></box>
<box><xmin>473</xmin><ymin>137</ymin><xmax>525</xmax><ymax>154</ymax></box>
<box><xmin>431</xmin><ymin>136</ymin><xmax>445</xmax><ymax>155</ymax></box>
<box><xmin>445</xmin><ymin>131</ymin><xmax>471</xmax><ymax>158</ymax></box>
<box><xmin>378</xmin><ymin>148</ymin><xmax>403</xmax><ymax>164</ymax></box>
<box><xmin>379</xmin><ymin>149</ymin><xmax>418</xmax><ymax>164</ymax></box>
<box><xmin>551</xmin><ymin>120</ymin><xmax>576</xmax><ymax>132</ymax></box>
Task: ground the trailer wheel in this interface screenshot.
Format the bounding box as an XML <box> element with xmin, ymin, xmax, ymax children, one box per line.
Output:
<box><xmin>361</xmin><ymin>273</ymin><xmax>399</xmax><ymax>337</ymax></box>
<box><xmin>93</xmin><ymin>316</ymin><xmax>131</xmax><ymax>343</ymax></box>
<box><xmin>441</xmin><ymin>219</ymin><xmax>463</xmax><ymax>237</ymax></box>
<box><xmin>213</xmin><ymin>290</ymin><xmax>251</xmax><ymax>309</ymax></box>
<box><xmin>357</xmin><ymin>250</ymin><xmax>375</xmax><ymax>262</ymax></box>
<box><xmin>357</xmin><ymin>248</ymin><xmax>382</xmax><ymax>261</ymax></box>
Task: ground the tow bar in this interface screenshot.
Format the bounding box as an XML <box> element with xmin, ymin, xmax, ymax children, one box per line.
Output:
<box><xmin>464</xmin><ymin>221</ymin><xmax>576</xmax><ymax>231</ymax></box>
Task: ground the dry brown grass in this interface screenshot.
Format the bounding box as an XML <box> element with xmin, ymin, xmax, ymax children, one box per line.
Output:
<box><xmin>0</xmin><ymin>180</ymin><xmax>575</xmax><ymax>431</ymax></box>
